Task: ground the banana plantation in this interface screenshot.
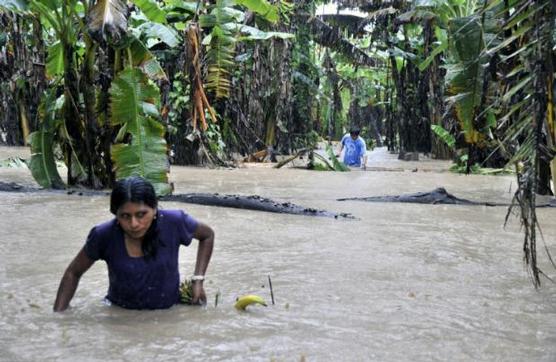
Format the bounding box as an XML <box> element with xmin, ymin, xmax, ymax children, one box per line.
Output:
<box><xmin>0</xmin><ymin>0</ymin><xmax>555</xmax><ymax>280</ymax></box>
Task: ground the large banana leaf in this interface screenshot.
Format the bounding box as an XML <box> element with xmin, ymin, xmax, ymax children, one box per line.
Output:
<box><xmin>137</xmin><ymin>22</ymin><xmax>179</xmax><ymax>47</ymax></box>
<box><xmin>110</xmin><ymin>68</ymin><xmax>171</xmax><ymax>196</ymax></box>
<box><xmin>46</xmin><ymin>41</ymin><xmax>64</xmax><ymax>78</ymax></box>
<box><xmin>27</xmin><ymin>130</ymin><xmax>65</xmax><ymax>189</ymax></box>
<box><xmin>131</xmin><ymin>0</ymin><xmax>166</xmax><ymax>24</ymax></box>
<box><xmin>27</xmin><ymin>92</ymin><xmax>65</xmax><ymax>189</ymax></box>
<box><xmin>87</xmin><ymin>0</ymin><xmax>127</xmax><ymax>41</ymax></box>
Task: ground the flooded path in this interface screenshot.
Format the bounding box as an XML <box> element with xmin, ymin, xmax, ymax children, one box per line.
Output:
<box><xmin>0</xmin><ymin>146</ymin><xmax>555</xmax><ymax>361</ymax></box>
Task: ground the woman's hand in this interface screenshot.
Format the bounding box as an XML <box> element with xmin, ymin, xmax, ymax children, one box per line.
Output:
<box><xmin>190</xmin><ymin>222</ymin><xmax>214</xmax><ymax>306</ymax></box>
<box><xmin>191</xmin><ymin>281</ymin><xmax>207</xmax><ymax>305</ymax></box>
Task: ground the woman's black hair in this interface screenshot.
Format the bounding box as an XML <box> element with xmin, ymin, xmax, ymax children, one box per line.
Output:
<box><xmin>110</xmin><ymin>176</ymin><xmax>161</xmax><ymax>259</ymax></box>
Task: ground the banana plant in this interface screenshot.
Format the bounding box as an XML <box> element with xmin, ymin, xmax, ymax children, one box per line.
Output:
<box><xmin>110</xmin><ymin>67</ymin><xmax>172</xmax><ymax>196</ymax></box>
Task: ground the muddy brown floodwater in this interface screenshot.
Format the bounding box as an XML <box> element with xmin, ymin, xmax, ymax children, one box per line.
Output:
<box><xmin>0</xmin><ymin>147</ymin><xmax>555</xmax><ymax>361</ymax></box>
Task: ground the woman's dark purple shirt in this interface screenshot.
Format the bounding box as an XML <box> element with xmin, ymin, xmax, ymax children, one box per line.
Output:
<box><xmin>84</xmin><ymin>209</ymin><xmax>198</xmax><ymax>309</ymax></box>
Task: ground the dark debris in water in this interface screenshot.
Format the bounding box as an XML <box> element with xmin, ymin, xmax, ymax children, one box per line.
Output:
<box><xmin>0</xmin><ymin>182</ymin><xmax>353</xmax><ymax>219</ymax></box>
<box><xmin>337</xmin><ymin>187</ymin><xmax>556</xmax><ymax>207</ymax></box>
<box><xmin>162</xmin><ymin>193</ymin><xmax>354</xmax><ymax>219</ymax></box>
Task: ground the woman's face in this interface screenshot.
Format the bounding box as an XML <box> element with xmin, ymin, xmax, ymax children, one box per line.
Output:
<box><xmin>116</xmin><ymin>201</ymin><xmax>156</xmax><ymax>240</ymax></box>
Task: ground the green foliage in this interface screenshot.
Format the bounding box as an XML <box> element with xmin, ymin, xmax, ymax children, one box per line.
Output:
<box><xmin>449</xmin><ymin>153</ymin><xmax>513</xmax><ymax>175</ymax></box>
<box><xmin>127</xmin><ymin>35</ymin><xmax>168</xmax><ymax>81</ymax></box>
<box><xmin>446</xmin><ymin>15</ymin><xmax>485</xmax><ymax>144</ymax></box>
<box><xmin>28</xmin><ymin>130</ymin><xmax>65</xmax><ymax>188</ymax></box>
<box><xmin>200</xmin><ymin>0</ymin><xmax>237</xmax><ymax>99</ymax></box>
<box><xmin>110</xmin><ymin>68</ymin><xmax>172</xmax><ymax>196</ymax></box>
<box><xmin>418</xmin><ymin>27</ymin><xmax>448</xmax><ymax>71</ymax></box>
<box><xmin>46</xmin><ymin>41</ymin><xmax>64</xmax><ymax>78</ymax></box>
<box><xmin>234</xmin><ymin>0</ymin><xmax>279</xmax><ymax>23</ymax></box>
<box><xmin>135</xmin><ymin>22</ymin><xmax>180</xmax><ymax>47</ymax></box>
<box><xmin>449</xmin><ymin>153</ymin><xmax>477</xmax><ymax>173</ymax></box>
<box><xmin>431</xmin><ymin>124</ymin><xmax>456</xmax><ymax>149</ymax></box>
<box><xmin>131</xmin><ymin>0</ymin><xmax>167</xmax><ymax>24</ymax></box>
<box><xmin>27</xmin><ymin>91</ymin><xmax>65</xmax><ymax>189</ymax></box>
<box><xmin>325</xmin><ymin>144</ymin><xmax>350</xmax><ymax>172</ymax></box>
<box><xmin>204</xmin><ymin>123</ymin><xmax>226</xmax><ymax>159</ymax></box>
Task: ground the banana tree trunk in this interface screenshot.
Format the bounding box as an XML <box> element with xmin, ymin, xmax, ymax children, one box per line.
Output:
<box><xmin>63</xmin><ymin>42</ymin><xmax>87</xmax><ymax>185</ymax></box>
<box><xmin>80</xmin><ymin>36</ymin><xmax>103</xmax><ymax>188</ymax></box>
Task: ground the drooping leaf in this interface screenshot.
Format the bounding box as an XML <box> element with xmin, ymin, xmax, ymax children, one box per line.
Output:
<box><xmin>131</xmin><ymin>0</ymin><xmax>167</xmax><ymax>24</ymax></box>
<box><xmin>137</xmin><ymin>22</ymin><xmax>180</xmax><ymax>47</ymax></box>
<box><xmin>27</xmin><ymin>130</ymin><xmax>65</xmax><ymax>189</ymax></box>
<box><xmin>234</xmin><ymin>0</ymin><xmax>278</xmax><ymax>23</ymax></box>
<box><xmin>46</xmin><ymin>41</ymin><xmax>64</xmax><ymax>78</ymax></box>
<box><xmin>110</xmin><ymin>68</ymin><xmax>171</xmax><ymax>196</ymax></box>
<box><xmin>87</xmin><ymin>0</ymin><xmax>128</xmax><ymax>42</ymax></box>
<box><xmin>29</xmin><ymin>0</ymin><xmax>61</xmax><ymax>35</ymax></box>
<box><xmin>128</xmin><ymin>36</ymin><xmax>168</xmax><ymax>82</ymax></box>
<box><xmin>325</xmin><ymin>144</ymin><xmax>350</xmax><ymax>172</ymax></box>
<box><xmin>27</xmin><ymin>91</ymin><xmax>64</xmax><ymax>189</ymax></box>
<box><xmin>431</xmin><ymin>125</ymin><xmax>456</xmax><ymax>149</ymax></box>
<box><xmin>165</xmin><ymin>0</ymin><xmax>198</xmax><ymax>15</ymax></box>
<box><xmin>418</xmin><ymin>27</ymin><xmax>447</xmax><ymax>71</ymax></box>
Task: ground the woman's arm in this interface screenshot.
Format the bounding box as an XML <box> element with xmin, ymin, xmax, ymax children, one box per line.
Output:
<box><xmin>53</xmin><ymin>247</ymin><xmax>95</xmax><ymax>312</ymax></box>
<box><xmin>190</xmin><ymin>222</ymin><xmax>215</xmax><ymax>305</ymax></box>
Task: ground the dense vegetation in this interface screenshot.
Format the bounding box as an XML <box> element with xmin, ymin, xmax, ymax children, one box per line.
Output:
<box><xmin>1</xmin><ymin>0</ymin><xmax>554</xmax><ymax>285</ymax></box>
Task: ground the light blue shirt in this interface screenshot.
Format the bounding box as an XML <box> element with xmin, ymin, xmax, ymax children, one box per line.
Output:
<box><xmin>341</xmin><ymin>134</ymin><xmax>366</xmax><ymax>167</ymax></box>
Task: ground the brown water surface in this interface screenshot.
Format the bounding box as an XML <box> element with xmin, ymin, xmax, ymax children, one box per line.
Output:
<box><xmin>0</xmin><ymin>147</ymin><xmax>555</xmax><ymax>361</ymax></box>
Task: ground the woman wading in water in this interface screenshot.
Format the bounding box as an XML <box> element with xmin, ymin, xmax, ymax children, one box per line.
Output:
<box><xmin>53</xmin><ymin>176</ymin><xmax>214</xmax><ymax>311</ymax></box>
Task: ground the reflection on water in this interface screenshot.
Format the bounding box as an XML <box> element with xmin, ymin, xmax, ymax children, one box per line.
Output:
<box><xmin>0</xmin><ymin>147</ymin><xmax>555</xmax><ymax>361</ymax></box>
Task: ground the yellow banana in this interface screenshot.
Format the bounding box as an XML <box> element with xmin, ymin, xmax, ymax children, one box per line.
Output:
<box><xmin>234</xmin><ymin>294</ymin><xmax>267</xmax><ymax>310</ymax></box>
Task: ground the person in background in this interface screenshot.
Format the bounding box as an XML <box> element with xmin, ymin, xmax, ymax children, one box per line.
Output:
<box><xmin>338</xmin><ymin>127</ymin><xmax>367</xmax><ymax>170</ymax></box>
<box><xmin>53</xmin><ymin>176</ymin><xmax>214</xmax><ymax>311</ymax></box>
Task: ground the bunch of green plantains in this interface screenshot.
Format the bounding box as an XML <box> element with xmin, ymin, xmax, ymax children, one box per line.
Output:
<box><xmin>179</xmin><ymin>279</ymin><xmax>194</xmax><ymax>305</ymax></box>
